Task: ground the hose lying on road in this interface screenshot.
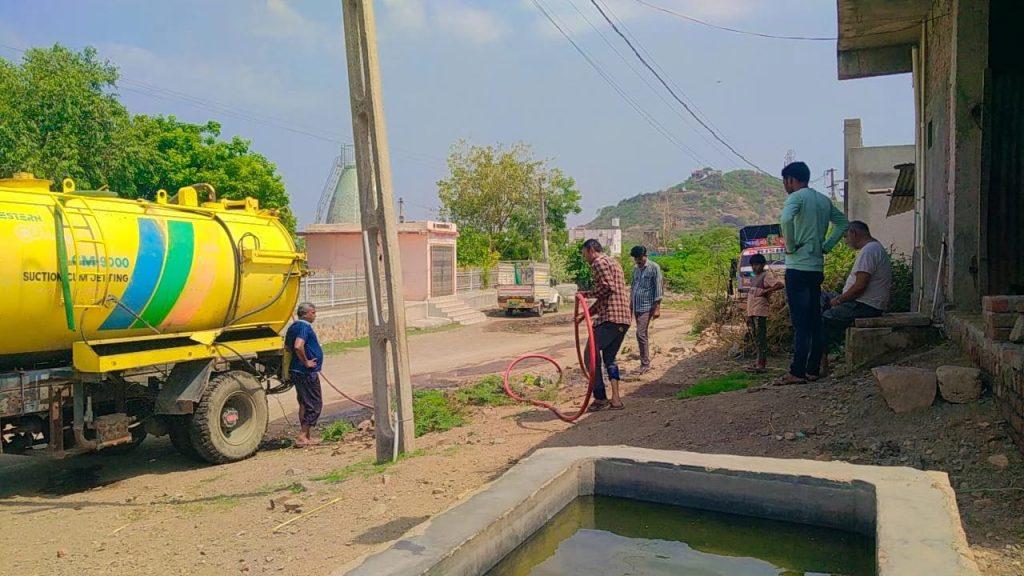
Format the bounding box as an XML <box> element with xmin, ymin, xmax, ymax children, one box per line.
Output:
<box><xmin>502</xmin><ymin>292</ymin><xmax>597</xmax><ymax>423</ymax></box>
<box><xmin>320</xmin><ymin>372</ymin><xmax>375</xmax><ymax>410</ymax></box>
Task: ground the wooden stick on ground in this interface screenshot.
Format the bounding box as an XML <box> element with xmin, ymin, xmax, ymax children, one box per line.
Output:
<box><xmin>272</xmin><ymin>496</ymin><xmax>345</xmax><ymax>533</ymax></box>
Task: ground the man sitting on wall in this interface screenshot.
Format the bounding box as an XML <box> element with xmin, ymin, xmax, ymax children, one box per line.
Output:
<box><xmin>823</xmin><ymin>220</ymin><xmax>892</xmax><ymax>369</ymax></box>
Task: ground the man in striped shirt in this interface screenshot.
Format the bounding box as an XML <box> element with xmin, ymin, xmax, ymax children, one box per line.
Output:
<box><xmin>629</xmin><ymin>245</ymin><xmax>663</xmax><ymax>374</ymax></box>
<box><xmin>580</xmin><ymin>239</ymin><xmax>631</xmax><ymax>411</ymax></box>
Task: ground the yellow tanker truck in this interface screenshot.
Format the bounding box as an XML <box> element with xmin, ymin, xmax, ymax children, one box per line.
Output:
<box><xmin>0</xmin><ymin>173</ymin><xmax>305</xmax><ymax>463</ymax></box>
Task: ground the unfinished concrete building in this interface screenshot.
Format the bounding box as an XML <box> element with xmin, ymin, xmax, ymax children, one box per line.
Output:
<box><xmin>837</xmin><ymin>0</ymin><xmax>1024</xmax><ymax>448</ymax></box>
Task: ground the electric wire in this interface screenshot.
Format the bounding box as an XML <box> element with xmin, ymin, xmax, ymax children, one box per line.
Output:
<box><xmin>575</xmin><ymin>0</ymin><xmax>734</xmax><ymax>165</ymax></box>
<box><xmin>630</xmin><ymin>0</ymin><xmax>836</xmax><ymax>41</ymax></box>
<box><xmin>588</xmin><ymin>0</ymin><xmax>769</xmax><ymax>174</ymax></box>
<box><xmin>631</xmin><ymin>0</ymin><xmax>950</xmax><ymax>43</ymax></box>
<box><xmin>529</xmin><ymin>0</ymin><xmax>705</xmax><ymax>165</ymax></box>
<box><xmin>563</xmin><ymin>0</ymin><xmax>718</xmax><ymax>167</ymax></box>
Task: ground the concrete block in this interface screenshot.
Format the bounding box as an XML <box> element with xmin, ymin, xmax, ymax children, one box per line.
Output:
<box><xmin>341</xmin><ymin>447</ymin><xmax>979</xmax><ymax>576</ymax></box>
<box><xmin>872</xmin><ymin>366</ymin><xmax>937</xmax><ymax>413</ymax></box>
<box><xmin>845</xmin><ymin>325</ymin><xmax>943</xmax><ymax>370</ymax></box>
<box><xmin>936</xmin><ymin>366</ymin><xmax>982</xmax><ymax>404</ymax></box>
<box><xmin>854</xmin><ymin>313</ymin><xmax>931</xmax><ymax>328</ymax></box>
<box><xmin>983</xmin><ymin>310</ymin><xmax>1018</xmax><ymax>329</ymax></box>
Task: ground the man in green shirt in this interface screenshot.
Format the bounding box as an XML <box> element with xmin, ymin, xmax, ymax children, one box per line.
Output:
<box><xmin>779</xmin><ymin>162</ymin><xmax>848</xmax><ymax>383</ymax></box>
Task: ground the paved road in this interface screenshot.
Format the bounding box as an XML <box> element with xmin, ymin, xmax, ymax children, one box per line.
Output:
<box><xmin>270</xmin><ymin>309</ymin><xmax>693</xmax><ymax>423</ymax></box>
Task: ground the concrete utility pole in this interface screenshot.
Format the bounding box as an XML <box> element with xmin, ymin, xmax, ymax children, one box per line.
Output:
<box><xmin>341</xmin><ymin>0</ymin><xmax>415</xmax><ymax>462</ymax></box>
<box><xmin>538</xmin><ymin>175</ymin><xmax>549</xmax><ymax>262</ymax></box>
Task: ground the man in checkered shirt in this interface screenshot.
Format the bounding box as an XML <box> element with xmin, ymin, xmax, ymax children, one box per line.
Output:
<box><xmin>580</xmin><ymin>239</ymin><xmax>631</xmax><ymax>411</ymax></box>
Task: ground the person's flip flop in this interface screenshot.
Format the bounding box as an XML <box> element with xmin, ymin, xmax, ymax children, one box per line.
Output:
<box><xmin>587</xmin><ymin>401</ymin><xmax>608</xmax><ymax>413</ymax></box>
<box><xmin>608</xmin><ymin>403</ymin><xmax>625</xmax><ymax>410</ymax></box>
<box><xmin>772</xmin><ymin>374</ymin><xmax>807</xmax><ymax>386</ymax></box>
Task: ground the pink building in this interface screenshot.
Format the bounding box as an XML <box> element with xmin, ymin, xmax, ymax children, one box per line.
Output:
<box><xmin>301</xmin><ymin>221</ymin><xmax>458</xmax><ymax>302</ymax></box>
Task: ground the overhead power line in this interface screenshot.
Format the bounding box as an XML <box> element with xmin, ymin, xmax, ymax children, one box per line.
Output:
<box><xmin>630</xmin><ymin>0</ymin><xmax>836</xmax><ymax>41</ymax></box>
<box><xmin>583</xmin><ymin>0</ymin><xmax>734</xmax><ymax>165</ymax></box>
<box><xmin>631</xmin><ymin>0</ymin><xmax>952</xmax><ymax>43</ymax></box>
<box><xmin>588</xmin><ymin>0</ymin><xmax>770</xmax><ymax>175</ymax></box>
<box><xmin>529</xmin><ymin>0</ymin><xmax>705</xmax><ymax>165</ymax></box>
<box><xmin>564</xmin><ymin>0</ymin><xmax>724</xmax><ymax>166</ymax></box>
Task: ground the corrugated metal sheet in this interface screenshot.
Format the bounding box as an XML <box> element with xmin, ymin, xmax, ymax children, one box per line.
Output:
<box><xmin>887</xmin><ymin>162</ymin><xmax>916</xmax><ymax>217</ymax></box>
<box><xmin>984</xmin><ymin>72</ymin><xmax>1024</xmax><ymax>294</ymax></box>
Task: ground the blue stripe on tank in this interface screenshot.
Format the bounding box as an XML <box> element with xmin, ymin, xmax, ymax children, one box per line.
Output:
<box><xmin>99</xmin><ymin>219</ymin><xmax>166</xmax><ymax>330</ymax></box>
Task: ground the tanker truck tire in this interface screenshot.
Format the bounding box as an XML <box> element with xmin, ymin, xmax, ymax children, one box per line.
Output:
<box><xmin>164</xmin><ymin>416</ymin><xmax>202</xmax><ymax>460</ymax></box>
<box><xmin>188</xmin><ymin>371</ymin><xmax>269</xmax><ymax>464</ymax></box>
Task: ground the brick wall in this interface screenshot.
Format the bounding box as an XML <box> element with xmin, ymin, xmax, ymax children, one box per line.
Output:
<box><xmin>946</xmin><ymin>311</ymin><xmax>1024</xmax><ymax>452</ymax></box>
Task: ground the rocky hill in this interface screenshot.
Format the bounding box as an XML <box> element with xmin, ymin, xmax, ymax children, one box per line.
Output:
<box><xmin>586</xmin><ymin>168</ymin><xmax>787</xmax><ymax>242</ymax></box>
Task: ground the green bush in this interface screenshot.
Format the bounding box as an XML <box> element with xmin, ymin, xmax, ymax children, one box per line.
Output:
<box><xmin>321</xmin><ymin>419</ymin><xmax>356</xmax><ymax>442</ymax></box>
<box><xmin>652</xmin><ymin>227</ymin><xmax>737</xmax><ymax>297</ymax></box>
<box><xmin>455</xmin><ymin>375</ymin><xmax>514</xmax><ymax>407</ymax></box>
<box><xmin>412</xmin><ymin>389</ymin><xmax>466</xmax><ymax>437</ymax></box>
<box><xmin>562</xmin><ymin>240</ymin><xmax>593</xmax><ymax>289</ymax></box>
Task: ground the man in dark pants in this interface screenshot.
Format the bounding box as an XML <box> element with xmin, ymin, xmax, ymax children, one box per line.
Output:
<box><xmin>779</xmin><ymin>162</ymin><xmax>848</xmax><ymax>383</ymax></box>
<box><xmin>629</xmin><ymin>245</ymin><xmax>663</xmax><ymax>375</ymax></box>
<box><xmin>580</xmin><ymin>239</ymin><xmax>631</xmax><ymax>410</ymax></box>
<box><xmin>285</xmin><ymin>302</ymin><xmax>324</xmax><ymax>447</ymax></box>
<box><xmin>822</xmin><ymin>221</ymin><xmax>891</xmax><ymax>371</ymax></box>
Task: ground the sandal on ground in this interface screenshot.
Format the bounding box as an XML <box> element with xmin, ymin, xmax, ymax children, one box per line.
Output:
<box><xmin>772</xmin><ymin>374</ymin><xmax>807</xmax><ymax>386</ymax></box>
<box><xmin>608</xmin><ymin>403</ymin><xmax>625</xmax><ymax>410</ymax></box>
<box><xmin>587</xmin><ymin>401</ymin><xmax>608</xmax><ymax>412</ymax></box>
<box><xmin>747</xmin><ymin>365</ymin><xmax>767</xmax><ymax>374</ymax></box>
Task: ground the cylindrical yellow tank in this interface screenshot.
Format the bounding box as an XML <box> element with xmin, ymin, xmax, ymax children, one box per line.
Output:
<box><xmin>0</xmin><ymin>173</ymin><xmax>304</xmax><ymax>368</ymax></box>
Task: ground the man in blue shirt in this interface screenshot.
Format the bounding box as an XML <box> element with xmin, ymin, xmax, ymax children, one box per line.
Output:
<box><xmin>779</xmin><ymin>161</ymin><xmax>849</xmax><ymax>384</ymax></box>
<box><xmin>285</xmin><ymin>302</ymin><xmax>324</xmax><ymax>447</ymax></box>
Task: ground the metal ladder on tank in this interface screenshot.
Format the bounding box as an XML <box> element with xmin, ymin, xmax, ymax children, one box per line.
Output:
<box><xmin>53</xmin><ymin>196</ymin><xmax>113</xmax><ymax>329</ymax></box>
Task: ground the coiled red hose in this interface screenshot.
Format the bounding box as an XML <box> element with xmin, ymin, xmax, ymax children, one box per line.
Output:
<box><xmin>502</xmin><ymin>292</ymin><xmax>597</xmax><ymax>423</ymax></box>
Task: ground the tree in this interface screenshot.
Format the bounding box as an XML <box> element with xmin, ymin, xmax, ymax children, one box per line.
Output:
<box><xmin>0</xmin><ymin>45</ymin><xmax>135</xmax><ymax>190</ymax></box>
<box><xmin>0</xmin><ymin>45</ymin><xmax>295</xmax><ymax>233</ymax></box>
<box><xmin>128</xmin><ymin>116</ymin><xmax>295</xmax><ymax>232</ymax></box>
<box><xmin>437</xmin><ymin>141</ymin><xmax>581</xmax><ymax>265</ymax></box>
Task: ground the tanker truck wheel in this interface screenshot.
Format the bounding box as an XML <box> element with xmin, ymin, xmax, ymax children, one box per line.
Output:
<box><xmin>188</xmin><ymin>371</ymin><xmax>268</xmax><ymax>464</ymax></box>
<box><xmin>163</xmin><ymin>416</ymin><xmax>202</xmax><ymax>461</ymax></box>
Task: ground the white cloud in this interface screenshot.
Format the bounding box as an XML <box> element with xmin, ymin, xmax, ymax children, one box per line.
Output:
<box><xmin>248</xmin><ymin>0</ymin><xmax>339</xmax><ymax>52</ymax></box>
<box><xmin>382</xmin><ymin>0</ymin><xmax>427</xmax><ymax>31</ymax></box>
<box><xmin>435</xmin><ymin>2</ymin><xmax>508</xmax><ymax>44</ymax></box>
<box><xmin>97</xmin><ymin>42</ymin><xmax>328</xmax><ymax>123</ymax></box>
<box><xmin>379</xmin><ymin>1</ymin><xmax>507</xmax><ymax>45</ymax></box>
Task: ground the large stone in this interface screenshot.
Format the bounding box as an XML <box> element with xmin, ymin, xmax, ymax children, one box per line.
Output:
<box><xmin>872</xmin><ymin>366</ymin><xmax>937</xmax><ymax>413</ymax></box>
<box><xmin>936</xmin><ymin>366</ymin><xmax>982</xmax><ymax>404</ymax></box>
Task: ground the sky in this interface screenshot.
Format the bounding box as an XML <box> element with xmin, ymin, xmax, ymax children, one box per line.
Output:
<box><xmin>0</xmin><ymin>0</ymin><xmax>915</xmax><ymax>227</ymax></box>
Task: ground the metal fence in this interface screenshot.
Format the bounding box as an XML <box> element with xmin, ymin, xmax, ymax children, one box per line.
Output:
<box><xmin>298</xmin><ymin>271</ymin><xmax>366</xmax><ymax>309</ymax></box>
<box><xmin>300</xmin><ymin>267</ymin><xmax>494</xmax><ymax>310</ymax></box>
<box><xmin>456</xmin><ymin>268</ymin><xmax>496</xmax><ymax>292</ymax></box>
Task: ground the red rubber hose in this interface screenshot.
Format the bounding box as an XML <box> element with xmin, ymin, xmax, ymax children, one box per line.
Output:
<box><xmin>502</xmin><ymin>292</ymin><xmax>597</xmax><ymax>423</ymax></box>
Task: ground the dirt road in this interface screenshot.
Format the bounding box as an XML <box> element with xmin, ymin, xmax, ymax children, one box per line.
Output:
<box><xmin>272</xmin><ymin>309</ymin><xmax>695</xmax><ymax>422</ymax></box>
<box><xmin>1</xmin><ymin>310</ymin><xmax>1021</xmax><ymax>576</ymax></box>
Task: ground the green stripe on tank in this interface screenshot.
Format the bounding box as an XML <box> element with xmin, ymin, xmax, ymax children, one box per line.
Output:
<box><xmin>133</xmin><ymin>220</ymin><xmax>195</xmax><ymax>329</ymax></box>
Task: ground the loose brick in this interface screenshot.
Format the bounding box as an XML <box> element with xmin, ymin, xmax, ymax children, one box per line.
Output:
<box><xmin>986</xmin><ymin>324</ymin><xmax>1012</xmax><ymax>341</ymax></box>
<box><xmin>983</xmin><ymin>295</ymin><xmax>1024</xmax><ymax>312</ymax></box>
<box><xmin>984</xmin><ymin>310</ymin><xmax>1019</xmax><ymax>329</ymax></box>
